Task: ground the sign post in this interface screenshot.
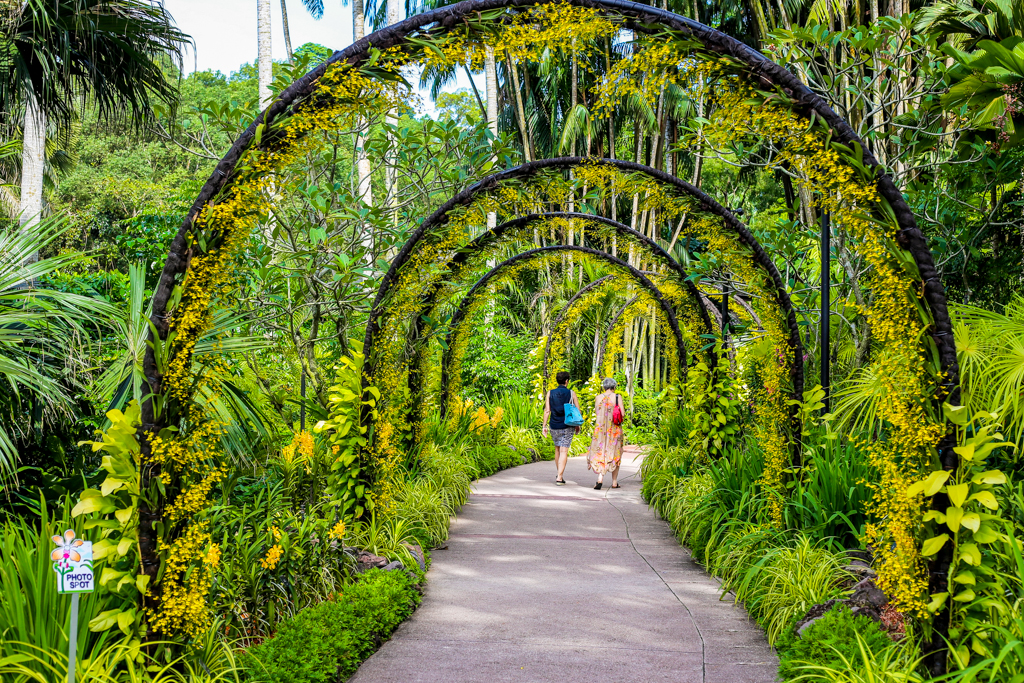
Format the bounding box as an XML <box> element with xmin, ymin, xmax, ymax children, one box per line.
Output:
<box><xmin>51</xmin><ymin>530</ymin><xmax>94</xmax><ymax>683</ymax></box>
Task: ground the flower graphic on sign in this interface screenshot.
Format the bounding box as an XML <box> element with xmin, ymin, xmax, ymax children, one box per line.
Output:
<box><xmin>51</xmin><ymin>529</ymin><xmax>84</xmax><ymax>567</ymax></box>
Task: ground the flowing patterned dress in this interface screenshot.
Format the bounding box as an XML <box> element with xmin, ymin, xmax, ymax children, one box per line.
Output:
<box><xmin>587</xmin><ymin>392</ymin><xmax>624</xmax><ymax>474</ymax></box>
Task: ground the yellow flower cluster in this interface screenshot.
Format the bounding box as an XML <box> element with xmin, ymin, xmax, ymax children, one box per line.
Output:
<box><xmin>165</xmin><ymin>466</ymin><xmax>227</xmax><ymax>521</ymax></box>
<box><xmin>260</xmin><ymin>544</ymin><xmax>283</xmax><ymax>570</ymax></box>
<box><xmin>148</xmin><ymin>523</ymin><xmax>213</xmax><ymax>638</ymax></box>
<box><xmin>203</xmin><ymin>543</ymin><xmax>221</xmax><ymax>568</ymax></box>
<box><xmin>329</xmin><ymin>520</ymin><xmax>346</xmax><ymax>540</ymax></box>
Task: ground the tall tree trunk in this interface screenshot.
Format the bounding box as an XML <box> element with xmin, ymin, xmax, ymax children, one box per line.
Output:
<box><xmin>280</xmin><ymin>0</ymin><xmax>293</xmax><ymax>60</ymax></box>
<box><xmin>258</xmin><ymin>0</ymin><xmax>273</xmax><ymax>109</ymax></box>
<box><xmin>354</xmin><ymin>0</ymin><xmax>372</xmax><ymax>210</ymax></box>
<box><xmin>383</xmin><ymin>0</ymin><xmax>401</xmax><ymax>257</ymax></box>
<box><xmin>507</xmin><ymin>54</ymin><xmax>532</xmax><ymax>162</ymax></box>
<box><xmin>484</xmin><ymin>47</ymin><xmax>499</xmax><ymax>330</ymax></box>
<box><xmin>19</xmin><ymin>101</ymin><xmax>45</xmax><ymax>266</ymax></box>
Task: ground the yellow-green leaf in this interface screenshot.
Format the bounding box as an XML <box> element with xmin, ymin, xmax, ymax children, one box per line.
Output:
<box><xmin>947</xmin><ymin>483</ymin><xmax>970</xmax><ymax>507</ymax></box>
<box><xmin>961</xmin><ymin>512</ymin><xmax>981</xmax><ymax>532</ymax></box>
<box><xmin>952</xmin><ymin>571</ymin><xmax>975</xmax><ymax>585</ymax></box>
<box><xmin>927</xmin><ymin>592</ymin><xmax>949</xmax><ymax>614</ymax></box>
<box><xmin>116</xmin><ymin>610</ymin><xmax>135</xmax><ymax>635</ymax></box>
<box><xmin>953</xmin><ymin>588</ymin><xmax>976</xmax><ymax>602</ymax></box>
<box><xmin>922</xmin><ymin>534</ymin><xmax>950</xmax><ymax>557</ymax></box>
<box><xmin>88</xmin><ymin>610</ymin><xmax>122</xmax><ymax>632</ymax></box>
<box><xmin>946</xmin><ymin>506</ymin><xmax>964</xmax><ymax>531</ymax></box>
<box><xmin>973</xmin><ymin>524</ymin><xmax>999</xmax><ymax>544</ymax></box>
<box><xmin>136</xmin><ymin>573</ymin><xmax>151</xmax><ymax>595</ymax></box>
<box><xmin>960</xmin><ymin>543</ymin><xmax>982</xmax><ymax>566</ymax></box>
<box><xmin>114</xmin><ymin>508</ymin><xmax>133</xmax><ymax>525</ymax></box>
<box><xmin>969</xmin><ymin>490</ymin><xmax>999</xmax><ymax>510</ymax></box>
<box><xmin>972</xmin><ymin>470</ymin><xmax>1007</xmax><ymax>486</ymax></box>
<box><xmin>117</xmin><ymin>538</ymin><xmax>134</xmax><ymax>557</ymax></box>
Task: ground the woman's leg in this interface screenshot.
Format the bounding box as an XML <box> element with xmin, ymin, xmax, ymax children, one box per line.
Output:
<box><xmin>555</xmin><ymin>446</ymin><xmax>569</xmax><ymax>481</ymax></box>
<box><xmin>611</xmin><ymin>460</ymin><xmax>620</xmax><ymax>487</ymax></box>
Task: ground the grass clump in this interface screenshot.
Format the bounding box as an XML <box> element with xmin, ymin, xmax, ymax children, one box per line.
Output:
<box><xmin>776</xmin><ymin>605</ymin><xmax>896</xmax><ymax>680</ymax></box>
<box><xmin>242</xmin><ymin>568</ymin><xmax>421</xmax><ymax>683</ymax></box>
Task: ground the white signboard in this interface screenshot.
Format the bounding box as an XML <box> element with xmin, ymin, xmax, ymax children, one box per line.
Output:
<box><xmin>51</xmin><ymin>530</ymin><xmax>94</xmax><ymax>594</ymax></box>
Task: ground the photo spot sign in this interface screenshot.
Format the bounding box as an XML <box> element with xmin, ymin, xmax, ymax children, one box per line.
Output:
<box><xmin>51</xmin><ymin>529</ymin><xmax>94</xmax><ymax>594</ymax></box>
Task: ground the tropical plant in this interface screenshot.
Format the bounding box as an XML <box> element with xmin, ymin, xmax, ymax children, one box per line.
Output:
<box><xmin>0</xmin><ymin>217</ymin><xmax>116</xmax><ymax>481</ymax></box>
<box><xmin>952</xmin><ymin>297</ymin><xmax>1024</xmax><ymax>444</ymax></box>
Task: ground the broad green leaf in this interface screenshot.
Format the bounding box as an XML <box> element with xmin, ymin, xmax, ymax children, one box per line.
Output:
<box><xmin>88</xmin><ymin>610</ymin><xmax>122</xmax><ymax>632</ymax></box>
<box><xmin>927</xmin><ymin>592</ymin><xmax>949</xmax><ymax>614</ymax></box>
<box><xmin>961</xmin><ymin>512</ymin><xmax>981</xmax><ymax>533</ymax></box>
<box><xmin>953</xmin><ymin>588</ymin><xmax>976</xmax><ymax>602</ymax></box>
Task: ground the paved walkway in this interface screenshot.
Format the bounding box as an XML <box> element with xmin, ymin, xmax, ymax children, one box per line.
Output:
<box><xmin>351</xmin><ymin>447</ymin><xmax>777</xmax><ymax>682</ymax></box>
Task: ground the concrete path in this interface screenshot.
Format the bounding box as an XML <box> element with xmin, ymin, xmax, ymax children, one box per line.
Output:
<box><xmin>351</xmin><ymin>447</ymin><xmax>777</xmax><ymax>683</ymax></box>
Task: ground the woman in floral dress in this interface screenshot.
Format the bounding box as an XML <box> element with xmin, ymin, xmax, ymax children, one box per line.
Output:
<box><xmin>587</xmin><ymin>378</ymin><xmax>625</xmax><ymax>490</ymax></box>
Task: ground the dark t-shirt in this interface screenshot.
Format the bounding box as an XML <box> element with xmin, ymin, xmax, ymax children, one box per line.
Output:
<box><xmin>548</xmin><ymin>385</ymin><xmax>572</xmax><ymax>430</ymax></box>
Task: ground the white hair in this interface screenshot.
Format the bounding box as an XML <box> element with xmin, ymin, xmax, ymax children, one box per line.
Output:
<box><xmin>602</xmin><ymin>377</ymin><xmax>617</xmax><ymax>390</ymax></box>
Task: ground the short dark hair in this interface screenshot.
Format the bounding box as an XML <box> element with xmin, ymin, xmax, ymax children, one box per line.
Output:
<box><xmin>556</xmin><ymin>371</ymin><xmax>570</xmax><ymax>385</ymax></box>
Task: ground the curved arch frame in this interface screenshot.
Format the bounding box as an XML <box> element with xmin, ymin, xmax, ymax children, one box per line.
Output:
<box><xmin>438</xmin><ymin>245</ymin><xmax>688</xmax><ymax>416</ymax></box>
<box><xmin>366</xmin><ymin>158</ymin><xmax>806</xmax><ymax>419</ymax></box>
<box><xmin>406</xmin><ymin>211</ymin><xmax>720</xmax><ymax>408</ymax></box>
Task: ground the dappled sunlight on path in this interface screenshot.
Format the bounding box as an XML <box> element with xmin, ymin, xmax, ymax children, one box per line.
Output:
<box><xmin>350</xmin><ymin>445</ymin><xmax>777</xmax><ymax>683</ymax></box>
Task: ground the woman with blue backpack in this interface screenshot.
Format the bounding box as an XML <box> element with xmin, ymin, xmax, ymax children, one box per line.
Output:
<box><xmin>542</xmin><ymin>371</ymin><xmax>584</xmax><ymax>486</ymax></box>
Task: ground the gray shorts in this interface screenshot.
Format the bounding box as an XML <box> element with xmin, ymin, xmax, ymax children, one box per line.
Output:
<box><xmin>550</xmin><ymin>428</ymin><xmax>575</xmax><ymax>448</ymax></box>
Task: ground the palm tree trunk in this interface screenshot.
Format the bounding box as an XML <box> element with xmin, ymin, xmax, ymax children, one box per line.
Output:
<box><xmin>19</xmin><ymin>101</ymin><xmax>45</xmax><ymax>266</ymax></box>
<box><xmin>280</xmin><ymin>0</ymin><xmax>293</xmax><ymax>60</ymax></box>
<box><xmin>258</xmin><ymin>0</ymin><xmax>273</xmax><ymax>109</ymax></box>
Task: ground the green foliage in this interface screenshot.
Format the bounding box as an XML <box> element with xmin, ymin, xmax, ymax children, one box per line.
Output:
<box><xmin>462</xmin><ymin>327</ymin><xmax>535</xmax><ymax>402</ymax></box>
<box><xmin>241</xmin><ymin>569</ymin><xmax>421</xmax><ymax>683</ymax></box>
<box><xmin>70</xmin><ymin>401</ymin><xmax>145</xmax><ymax>636</ymax></box>
<box><xmin>316</xmin><ymin>346</ymin><xmax>375</xmax><ymax>520</ymax></box>
<box><xmin>776</xmin><ymin>606</ymin><xmax>897</xmax><ymax>680</ymax></box>
<box><xmin>685</xmin><ymin>357</ymin><xmax>746</xmax><ymax>460</ymax></box>
<box><xmin>786</xmin><ymin>632</ymin><xmax>924</xmax><ymax>683</ymax></box>
<box><xmin>471</xmin><ymin>443</ymin><xmax>525</xmax><ymax>478</ymax></box>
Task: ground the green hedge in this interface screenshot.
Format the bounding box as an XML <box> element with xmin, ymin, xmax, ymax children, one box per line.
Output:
<box><xmin>242</xmin><ymin>568</ymin><xmax>421</xmax><ymax>683</ymax></box>
<box><xmin>775</xmin><ymin>605</ymin><xmax>893</xmax><ymax>680</ymax></box>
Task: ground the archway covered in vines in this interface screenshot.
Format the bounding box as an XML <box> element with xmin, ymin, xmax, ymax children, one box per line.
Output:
<box><xmin>130</xmin><ymin>0</ymin><xmax>963</xmax><ymax>657</ymax></box>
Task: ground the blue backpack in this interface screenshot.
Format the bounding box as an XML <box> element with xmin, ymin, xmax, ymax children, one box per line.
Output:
<box><xmin>563</xmin><ymin>397</ymin><xmax>584</xmax><ymax>427</ymax></box>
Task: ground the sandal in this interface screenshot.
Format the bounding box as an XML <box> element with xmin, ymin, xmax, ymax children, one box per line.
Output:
<box><xmin>611</xmin><ymin>484</ymin><xmax>621</xmax><ymax>489</ymax></box>
<box><xmin>594</xmin><ymin>482</ymin><xmax>603</xmax><ymax>490</ymax></box>
<box><xmin>555</xmin><ymin>479</ymin><xmax>566</xmax><ymax>486</ymax></box>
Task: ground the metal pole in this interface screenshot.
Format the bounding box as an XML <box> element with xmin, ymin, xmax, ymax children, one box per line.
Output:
<box><xmin>821</xmin><ymin>211</ymin><xmax>831</xmax><ymax>413</ymax></box>
<box><xmin>68</xmin><ymin>593</ymin><xmax>79</xmax><ymax>683</ymax></box>
<box><xmin>300</xmin><ymin>372</ymin><xmax>306</xmax><ymax>432</ymax></box>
